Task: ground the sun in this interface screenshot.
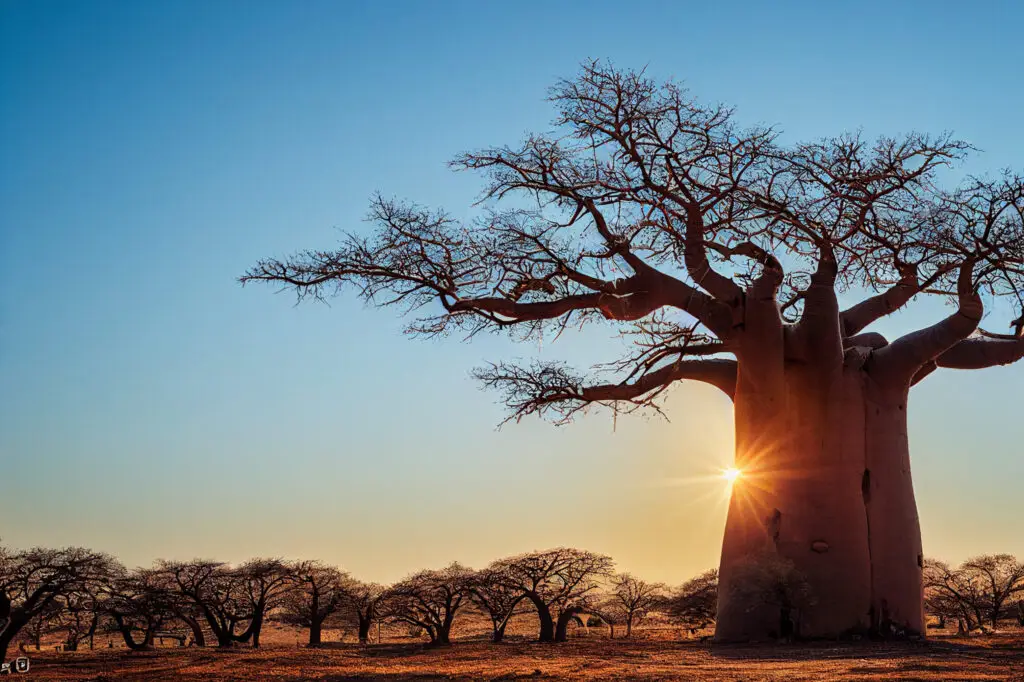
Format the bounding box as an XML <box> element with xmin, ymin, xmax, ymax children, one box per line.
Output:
<box><xmin>722</xmin><ymin>467</ymin><xmax>742</xmax><ymax>483</ymax></box>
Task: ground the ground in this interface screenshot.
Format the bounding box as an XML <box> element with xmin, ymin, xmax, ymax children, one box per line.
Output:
<box><xmin>13</xmin><ymin>622</ymin><xmax>1024</xmax><ymax>681</ymax></box>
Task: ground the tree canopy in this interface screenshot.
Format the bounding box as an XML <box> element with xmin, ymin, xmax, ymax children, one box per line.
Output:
<box><xmin>242</xmin><ymin>61</ymin><xmax>1024</xmax><ymax>423</ymax></box>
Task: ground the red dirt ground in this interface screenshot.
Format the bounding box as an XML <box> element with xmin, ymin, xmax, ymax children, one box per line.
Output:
<box><xmin>15</xmin><ymin>631</ymin><xmax>1024</xmax><ymax>681</ymax></box>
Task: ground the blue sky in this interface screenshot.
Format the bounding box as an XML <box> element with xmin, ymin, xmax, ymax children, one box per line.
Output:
<box><xmin>1</xmin><ymin>0</ymin><xmax>1022</xmax><ymax>584</ymax></box>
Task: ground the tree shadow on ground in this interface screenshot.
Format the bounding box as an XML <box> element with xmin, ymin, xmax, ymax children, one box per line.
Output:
<box><xmin>709</xmin><ymin>637</ymin><xmax>1024</xmax><ymax>665</ymax></box>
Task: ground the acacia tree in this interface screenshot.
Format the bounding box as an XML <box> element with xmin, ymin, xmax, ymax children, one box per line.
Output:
<box><xmin>602</xmin><ymin>573</ymin><xmax>665</xmax><ymax>638</ymax></box>
<box><xmin>242</xmin><ymin>62</ymin><xmax>1024</xmax><ymax>640</ymax></box>
<box><xmin>0</xmin><ymin>547</ymin><xmax>113</xmax><ymax>661</ymax></box>
<box><xmin>235</xmin><ymin>558</ymin><xmax>294</xmax><ymax>648</ymax></box>
<box><xmin>157</xmin><ymin>560</ymin><xmax>254</xmax><ymax>648</ymax></box>
<box><xmin>103</xmin><ymin>567</ymin><xmax>177</xmax><ymax>650</ymax></box>
<box><xmin>152</xmin><ymin>569</ymin><xmax>207</xmax><ymax>647</ymax></box>
<box><xmin>661</xmin><ymin>569</ymin><xmax>719</xmax><ymax>633</ymax></box>
<box><xmin>278</xmin><ymin>561</ymin><xmax>350</xmax><ymax>646</ymax></box>
<box><xmin>925</xmin><ymin>555</ymin><xmax>1024</xmax><ymax>631</ymax></box>
<box><xmin>924</xmin><ymin>558</ymin><xmax>987</xmax><ymax>632</ymax></box>
<box><xmin>961</xmin><ymin>555</ymin><xmax>1024</xmax><ymax>629</ymax></box>
<box><xmin>487</xmin><ymin>548</ymin><xmax>613</xmax><ymax>642</ymax></box>
<box><xmin>55</xmin><ymin>579</ymin><xmax>105</xmax><ymax>651</ymax></box>
<box><xmin>339</xmin><ymin>579</ymin><xmax>385</xmax><ymax>644</ymax></box>
<box><xmin>468</xmin><ymin>567</ymin><xmax>526</xmax><ymax>643</ymax></box>
<box><xmin>381</xmin><ymin>563</ymin><xmax>473</xmax><ymax>646</ymax></box>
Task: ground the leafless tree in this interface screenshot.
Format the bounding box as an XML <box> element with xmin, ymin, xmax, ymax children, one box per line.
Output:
<box><xmin>962</xmin><ymin>555</ymin><xmax>1024</xmax><ymax>629</ymax></box>
<box><xmin>0</xmin><ymin>546</ymin><xmax>114</xmax><ymax>661</ymax></box>
<box><xmin>102</xmin><ymin>567</ymin><xmax>177</xmax><ymax>650</ymax></box>
<box><xmin>467</xmin><ymin>567</ymin><xmax>526</xmax><ymax>643</ymax></box>
<box><xmin>243</xmin><ymin>61</ymin><xmax>1024</xmax><ymax>639</ymax></box>
<box><xmin>53</xmin><ymin>578</ymin><xmax>105</xmax><ymax>651</ymax></box>
<box><xmin>339</xmin><ymin>579</ymin><xmax>385</xmax><ymax>644</ymax></box>
<box><xmin>600</xmin><ymin>573</ymin><xmax>665</xmax><ymax>638</ymax></box>
<box><xmin>156</xmin><ymin>560</ymin><xmax>254</xmax><ymax>648</ymax></box>
<box><xmin>924</xmin><ymin>558</ymin><xmax>986</xmax><ymax>632</ymax></box>
<box><xmin>151</xmin><ymin>568</ymin><xmax>207</xmax><ymax>647</ymax></box>
<box><xmin>21</xmin><ymin>600</ymin><xmax>63</xmax><ymax>652</ymax></box>
<box><xmin>925</xmin><ymin>555</ymin><xmax>1024</xmax><ymax>632</ymax></box>
<box><xmin>381</xmin><ymin>563</ymin><xmax>473</xmax><ymax>646</ymax></box>
<box><xmin>234</xmin><ymin>558</ymin><xmax>294</xmax><ymax>648</ymax></box>
<box><xmin>660</xmin><ymin>569</ymin><xmax>718</xmax><ymax>632</ymax></box>
<box><xmin>278</xmin><ymin>561</ymin><xmax>350</xmax><ymax>646</ymax></box>
<box><xmin>487</xmin><ymin>548</ymin><xmax>613</xmax><ymax>642</ymax></box>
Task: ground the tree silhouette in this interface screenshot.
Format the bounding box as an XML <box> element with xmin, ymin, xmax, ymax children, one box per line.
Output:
<box><xmin>278</xmin><ymin>561</ymin><xmax>350</xmax><ymax>647</ymax></box>
<box><xmin>601</xmin><ymin>573</ymin><xmax>665</xmax><ymax>638</ymax></box>
<box><xmin>661</xmin><ymin>568</ymin><xmax>718</xmax><ymax>632</ymax></box>
<box><xmin>487</xmin><ymin>548</ymin><xmax>613</xmax><ymax>643</ymax></box>
<box><xmin>0</xmin><ymin>547</ymin><xmax>113</xmax><ymax>660</ymax></box>
<box><xmin>156</xmin><ymin>560</ymin><xmax>255</xmax><ymax>648</ymax></box>
<box><xmin>339</xmin><ymin>579</ymin><xmax>386</xmax><ymax>645</ymax></box>
<box><xmin>381</xmin><ymin>563</ymin><xmax>473</xmax><ymax>646</ymax></box>
<box><xmin>925</xmin><ymin>555</ymin><xmax>1024</xmax><ymax>631</ymax></box>
<box><xmin>467</xmin><ymin>567</ymin><xmax>527</xmax><ymax>643</ymax></box>
<box><xmin>243</xmin><ymin>61</ymin><xmax>1024</xmax><ymax>640</ymax></box>
<box><xmin>103</xmin><ymin>567</ymin><xmax>175</xmax><ymax>651</ymax></box>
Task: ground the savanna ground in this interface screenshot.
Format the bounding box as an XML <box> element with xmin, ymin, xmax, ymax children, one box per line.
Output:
<box><xmin>15</xmin><ymin>616</ymin><xmax>1024</xmax><ymax>681</ymax></box>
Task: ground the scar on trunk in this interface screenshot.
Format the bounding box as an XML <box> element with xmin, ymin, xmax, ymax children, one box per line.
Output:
<box><xmin>861</xmin><ymin>469</ymin><xmax>872</xmax><ymax>504</ymax></box>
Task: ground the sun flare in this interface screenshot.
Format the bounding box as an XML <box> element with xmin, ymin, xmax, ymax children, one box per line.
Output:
<box><xmin>722</xmin><ymin>467</ymin><xmax>742</xmax><ymax>483</ymax></box>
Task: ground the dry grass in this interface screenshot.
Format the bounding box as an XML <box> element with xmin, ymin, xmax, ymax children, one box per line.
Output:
<box><xmin>16</xmin><ymin>628</ymin><xmax>1024</xmax><ymax>681</ymax></box>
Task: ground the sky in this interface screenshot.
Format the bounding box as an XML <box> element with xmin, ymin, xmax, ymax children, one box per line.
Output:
<box><xmin>1</xmin><ymin>0</ymin><xmax>1022</xmax><ymax>585</ymax></box>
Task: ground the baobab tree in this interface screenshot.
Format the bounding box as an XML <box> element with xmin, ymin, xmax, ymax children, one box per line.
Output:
<box><xmin>242</xmin><ymin>62</ymin><xmax>1024</xmax><ymax>640</ymax></box>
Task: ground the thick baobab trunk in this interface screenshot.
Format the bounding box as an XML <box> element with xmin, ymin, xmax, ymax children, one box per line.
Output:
<box><xmin>715</xmin><ymin>350</ymin><xmax>924</xmax><ymax>640</ymax></box>
<box><xmin>863</xmin><ymin>380</ymin><xmax>925</xmax><ymax>635</ymax></box>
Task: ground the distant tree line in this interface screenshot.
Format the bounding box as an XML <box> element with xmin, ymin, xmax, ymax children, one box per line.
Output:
<box><xmin>924</xmin><ymin>554</ymin><xmax>1024</xmax><ymax>633</ymax></box>
<box><xmin>3</xmin><ymin>541</ymin><xmax>1019</xmax><ymax>659</ymax></box>
<box><xmin>0</xmin><ymin>543</ymin><xmax>720</xmax><ymax>659</ymax></box>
